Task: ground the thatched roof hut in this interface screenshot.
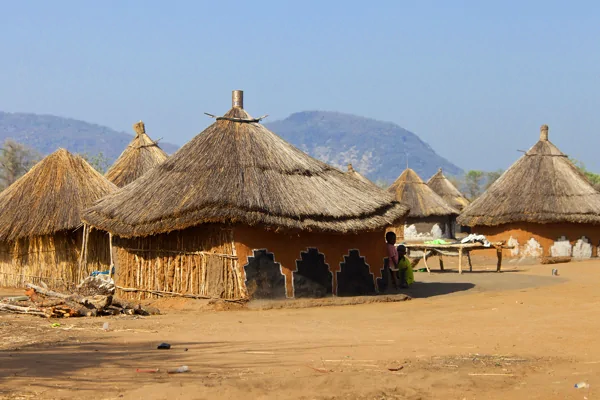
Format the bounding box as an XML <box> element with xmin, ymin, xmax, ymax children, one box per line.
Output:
<box><xmin>0</xmin><ymin>149</ymin><xmax>116</xmax><ymax>241</ymax></box>
<box><xmin>458</xmin><ymin>125</ymin><xmax>600</xmax><ymax>259</ymax></box>
<box><xmin>387</xmin><ymin>168</ymin><xmax>459</xmax><ymax>240</ymax></box>
<box><xmin>388</xmin><ymin>168</ymin><xmax>459</xmax><ymax>219</ymax></box>
<box><xmin>0</xmin><ymin>149</ymin><xmax>116</xmax><ymax>288</ymax></box>
<box><xmin>427</xmin><ymin>168</ymin><xmax>470</xmax><ymax>212</ymax></box>
<box><xmin>82</xmin><ymin>91</ymin><xmax>409</xmax><ymax>300</ymax></box>
<box><xmin>458</xmin><ymin>125</ymin><xmax>600</xmax><ymax>227</ymax></box>
<box><xmin>105</xmin><ymin>121</ymin><xmax>168</xmax><ymax>187</ymax></box>
<box><xmin>84</xmin><ymin>98</ymin><xmax>408</xmax><ymax>237</ymax></box>
<box><xmin>346</xmin><ymin>163</ymin><xmax>377</xmax><ymax>187</ymax></box>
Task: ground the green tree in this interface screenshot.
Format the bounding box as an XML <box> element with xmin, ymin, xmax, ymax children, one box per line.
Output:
<box><xmin>447</xmin><ymin>175</ymin><xmax>465</xmax><ymax>194</ymax></box>
<box><xmin>464</xmin><ymin>170</ymin><xmax>485</xmax><ymax>200</ymax></box>
<box><xmin>485</xmin><ymin>170</ymin><xmax>503</xmax><ymax>190</ymax></box>
<box><xmin>80</xmin><ymin>151</ymin><xmax>110</xmax><ymax>173</ymax></box>
<box><xmin>570</xmin><ymin>158</ymin><xmax>600</xmax><ymax>190</ymax></box>
<box><xmin>0</xmin><ymin>140</ymin><xmax>40</xmax><ymax>189</ymax></box>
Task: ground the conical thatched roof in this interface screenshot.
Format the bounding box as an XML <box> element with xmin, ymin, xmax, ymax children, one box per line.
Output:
<box><xmin>82</xmin><ymin>91</ymin><xmax>409</xmax><ymax>237</ymax></box>
<box><xmin>388</xmin><ymin>168</ymin><xmax>459</xmax><ymax>218</ymax></box>
<box><xmin>0</xmin><ymin>149</ymin><xmax>117</xmax><ymax>241</ymax></box>
<box><xmin>458</xmin><ymin>125</ymin><xmax>600</xmax><ymax>227</ymax></box>
<box><xmin>427</xmin><ymin>168</ymin><xmax>470</xmax><ymax>211</ymax></box>
<box><xmin>105</xmin><ymin>121</ymin><xmax>168</xmax><ymax>187</ymax></box>
<box><xmin>346</xmin><ymin>163</ymin><xmax>377</xmax><ymax>187</ymax></box>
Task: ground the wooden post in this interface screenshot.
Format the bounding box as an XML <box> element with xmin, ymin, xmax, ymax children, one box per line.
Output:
<box><xmin>78</xmin><ymin>224</ymin><xmax>89</xmax><ymax>283</ymax></box>
<box><xmin>82</xmin><ymin>225</ymin><xmax>89</xmax><ymax>278</ymax></box>
<box><xmin>467</xmin><ymin>251</ymin><xmax>473</xmax><ymax>272</ymax></box>
<box><xmin>496</xmin><ymin>247</ymin><xmax>503</xmax><ymax>272</ymax></box>
<box><xmin>458</xmin><ymin>248</ymin><xmax>463</xmax><ymax>274</ymax></box>
<box><xmin>438</xmin><ymin>255</ymin><xmax>445</xmax><ymax>271</ymax></box>
<box><xmin>109</xmin><ymin>233</ymin><xmax>114</xmax><ymax>278</ymax></box>
<box><xmin>422</xmin><ymin>252</ymin><xmax>431</xmax><ymax>275</ymax></box>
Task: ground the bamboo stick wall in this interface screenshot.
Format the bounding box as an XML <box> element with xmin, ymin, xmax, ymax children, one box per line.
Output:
<box><xmin>0</xmin><ymin>228</ymin><xmax>111</xmax><ymax>289</ymax></box>
<box><xmin>112</xmin><ymin>225</ymin><xmax>247</xmax><ymax>300</ymax></box>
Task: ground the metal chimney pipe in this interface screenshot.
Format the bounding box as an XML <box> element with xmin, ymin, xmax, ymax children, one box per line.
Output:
<box><xmin>540</xmin><ymin>124</ymin><xmax>549</xmax><ymax>141</ymax></box>
<box><xmin>232</xmin><ymin>90</ymin><xmax>243</xmax><ymax>108</ymax></box>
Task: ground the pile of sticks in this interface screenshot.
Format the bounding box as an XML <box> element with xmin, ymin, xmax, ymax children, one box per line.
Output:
<box><xmin>0</xmin><ymin>283</ymin><xmax>159</xmax><ymax>318</ymax></box>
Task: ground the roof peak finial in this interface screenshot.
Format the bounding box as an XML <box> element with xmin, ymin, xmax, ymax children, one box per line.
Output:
<box><xmin>232</xmin><ymin>90</ymin><xmax>244</xmax><ymax>108</ymax></box>
<box><xmin>133</xmin><ymin>121</ymin><xmax>145</xmax><ymax>136</ymax></box>
<box><xmin>540</xmin><ymin>124</ymin><xmax>549</xmax><ymax>141</ymax></box>
<box><xmin>347</xmin><ymin>163</ymin><xmax>354</xmax><ymax>172</ymax></box>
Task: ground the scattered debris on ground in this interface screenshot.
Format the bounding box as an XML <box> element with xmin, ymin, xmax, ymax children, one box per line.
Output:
<box><xmin>0</xmin><ymin>276</ymin><xmax>160</xmax><ymax>318</ymax></box>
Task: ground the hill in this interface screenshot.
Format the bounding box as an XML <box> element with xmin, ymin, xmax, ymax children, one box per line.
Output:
<box><xmin>0</xmin><ymin>111</ymin><xmax>179</xmax><ymax>163</ymax></box>
<box><xmin>0</xmin><ymin>110</ymin><xmax>463</xmax><ymax>184</ymax></box>
<box><xmin>265</xmin><ymin>111</ymin><xmax>463</xmax><ymax>184</ymax></box>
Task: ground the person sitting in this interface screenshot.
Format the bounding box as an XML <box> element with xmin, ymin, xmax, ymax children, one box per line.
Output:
<box><xmin>396</xmin><ymin>245</ymin><xmax>415</xmax><ymax>288</ymax></box>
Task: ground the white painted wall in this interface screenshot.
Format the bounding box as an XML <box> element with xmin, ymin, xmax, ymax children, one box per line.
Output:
<box><xmin>550</xmin><ymin>236</ymin><xmax>572</xmax><ymax>257</ymax></box>
<box><xmin>522</xmin><ymin>238</ymin><xmax>543</xmax><ymax>258</ymax></box>
<box><xmin>573</xmin><ymin>237</ymin><xmax>593</xmax><ymax>259</ymax></box>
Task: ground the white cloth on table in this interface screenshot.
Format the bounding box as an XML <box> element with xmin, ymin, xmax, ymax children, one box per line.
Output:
<box><xmin>460</xmin><ymin>234</ymin><xmax>491</xmax><ymax>247</ymax></box>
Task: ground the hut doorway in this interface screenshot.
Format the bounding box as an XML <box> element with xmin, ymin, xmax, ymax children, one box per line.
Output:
<box><xmin>337</xmin><ymin>250</ymin><xmax>376</xmax><ymax>296</ymax></box>
<box><xmin>243</xmin><ymin>249</ymin><xmax>287</xmax><ymax>299</ymax></box>
<box><xmin>292</xmin><ymin>248</ymin><xmax>333</xmax><ymax>298</ymax></box>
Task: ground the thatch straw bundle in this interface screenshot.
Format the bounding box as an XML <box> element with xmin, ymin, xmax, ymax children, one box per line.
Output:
<box><xmin>346</xmin><ymin>163</ymin><xmax>378</xmax><ymax>187</ymax></box>
<box><xmin>458</xmin><ymin>125</ymin><xmax>600</xmax><ymax>227</ymax></box>
<box><xmin>427</xmin><ymin>168</ymin><xmax>470</xmax><ymax>211</ymax></box>
<box><xmin>83</xmin><ymin>91</ymin><xmax>408</xmax><ymax>237</ymax></box>
<box><xmin>388</xmin><ymin>168</ymin><xmax>459</xmax><ymax>218</ymax></box>
<box><xmin>0</xmin><ymin>149</ymin><xmax>117</xmax><ymax>241</ymax></box>
<box><xmin>105</xmin><ymin>121</ymin><xmax>168</xmax><ymax>187</ymax></box>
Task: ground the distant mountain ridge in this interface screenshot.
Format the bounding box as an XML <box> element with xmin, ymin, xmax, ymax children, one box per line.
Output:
<box><xmin>0</xmin><ymin>110</ymin><xmax>463</xmax><ymax>184</ymax></box>
<box><xmin>0</xmin><ymin>111</ymin><xmax>179</xmax><ymax>163</ymax></box>
<box><xmin>265</xmin><ymin>111</ymin><xmax>463</xmax><ymax>183</ymax></box>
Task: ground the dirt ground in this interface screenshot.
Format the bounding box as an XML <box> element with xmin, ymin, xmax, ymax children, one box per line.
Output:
<box><xmin>1</xmin><ymin>259</ymin><xmax>599</xmax><ymax>400</ymax></box>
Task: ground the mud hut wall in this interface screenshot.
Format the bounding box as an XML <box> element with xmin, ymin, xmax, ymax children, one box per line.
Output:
<box><xmin>386</xmin><ymin>223</ymin><xmax>405</xmax><ymax>242</ymax></box>
<box><xmin>112</xmin><ymin>225</ymin><xmax>245</xmax><ymax>300</ymax></box>
<box><xmin>403</xmin><ymin>216</ymin><xmax>455</xmax><ymax>240</ymax></box>
<box><xmin>0</xmin><ymin>240</ymin><xmax>13</xmax><ymax>287</ymax></box>
<box><xmin>474</xmin><ymin>223</ymin><xmax>600</xmax><ymax>258</ymax></box>
<box><xmin>0</xmin><ymin>229</ymin><xmax>110</xmax><ymax>289</ymax></box>
<box><xmin>233</xmin><ymin>226</ymin><xmax>386</xmax><ymax>298</ymax></box>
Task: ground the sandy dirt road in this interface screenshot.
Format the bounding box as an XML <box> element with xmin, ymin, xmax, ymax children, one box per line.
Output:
<box><xmin>1</xmin><ymin>260</ymin><xmax>599</xmax><ymax>399</ymax></box>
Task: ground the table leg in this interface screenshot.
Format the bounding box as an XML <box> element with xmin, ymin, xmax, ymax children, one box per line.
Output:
<box><xmin>423</xmin><ymin>252</ymin><xmax>431</xmax><ymax>275</ymax></box>
<box><xmin>496</xmin><ymin>248</ymin><xmax>503</xmax><ymax>272</ymax></box>
<box><xmin>458</xmin><ymin>249</ymin><xmax>463</xmax><ymax>274</ymax></box>
<box><xmin>439</xmin><ymin>255</ymin><xmax>444</xmax><ymax>271</ymax></box>
<box><xmin>467</xmin><ymin>251</ymin><xmax>473</xmax><ymax>272</ymax></box>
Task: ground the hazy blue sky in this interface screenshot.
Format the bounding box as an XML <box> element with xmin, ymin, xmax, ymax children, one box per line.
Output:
<box><xmin>1</xmin><ymin>0</ymin><xmax>599</xmax><ymax>171</ymax></box>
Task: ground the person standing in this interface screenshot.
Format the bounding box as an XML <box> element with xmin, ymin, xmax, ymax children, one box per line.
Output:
<box><xmin>385</xmin><ymin>231</ymin><xmax>399</xmax><ymax>289</ymax></box>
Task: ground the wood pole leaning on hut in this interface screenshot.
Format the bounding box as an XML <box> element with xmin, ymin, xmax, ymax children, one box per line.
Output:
<box><xmin>83</xmin><ymin>226</ymin><xmax>89</xmax><ymax>278</ymax></box>
<box><xmin>78</xmin><ymin>224</ymin><xmax>90</xmax><ymax>283</ymax></box>
<box><xmin>109</xmin><ymin>233</ymin><xmax>114</xmax><ymax>278</ymax></box>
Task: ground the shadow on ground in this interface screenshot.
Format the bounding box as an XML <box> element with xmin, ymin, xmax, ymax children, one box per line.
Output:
<box><xmin>406</xmin><ymin>282</ymin><xmax>476</xmax><ymax>298</ymax></box>
<box><xmin>0</xmin><ymin>338</ymin><xmax>293</xmax><ymax>397</ymax></box>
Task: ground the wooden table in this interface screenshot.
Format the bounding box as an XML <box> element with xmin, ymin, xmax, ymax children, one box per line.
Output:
<box><xmin>403</xmin><ymin>242</ymin><xmax>512</xmax><ymax>274</ymax></box>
